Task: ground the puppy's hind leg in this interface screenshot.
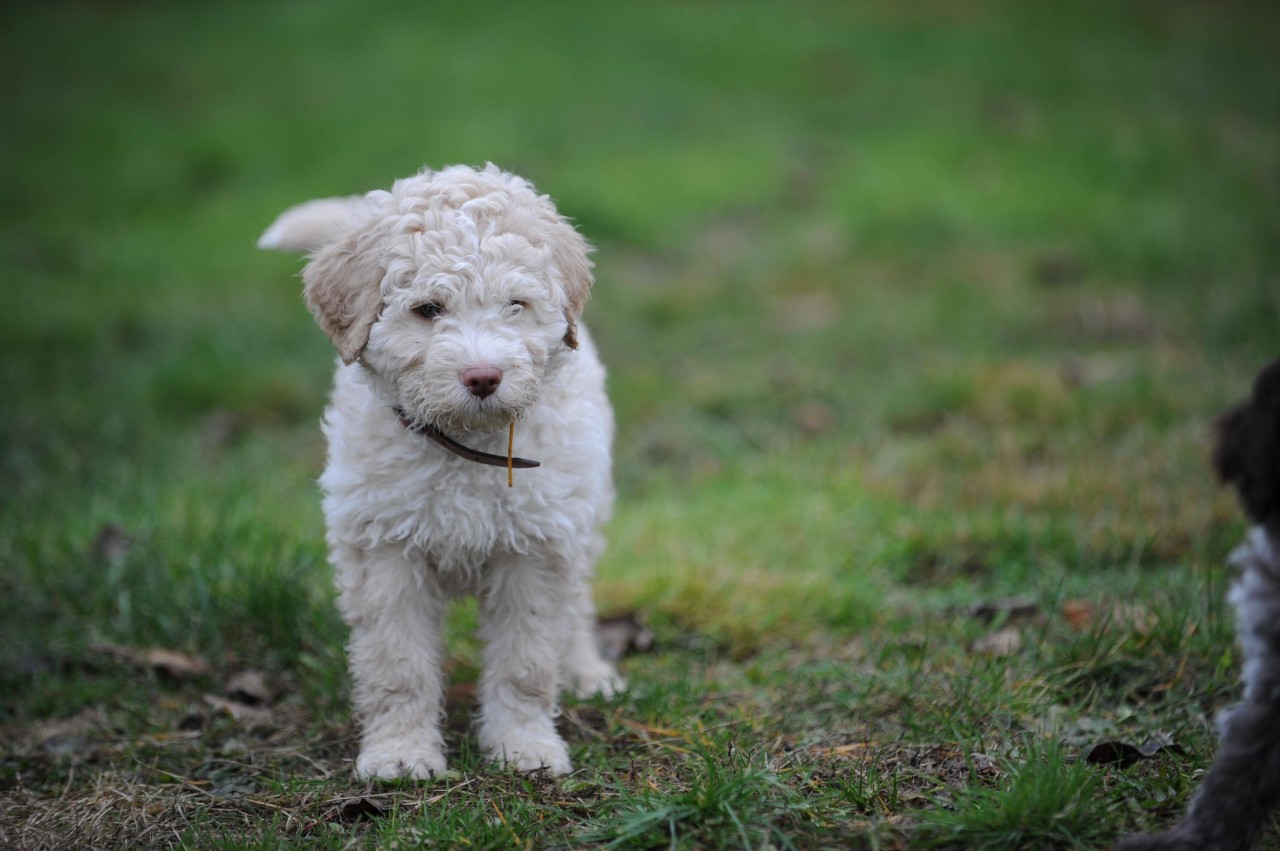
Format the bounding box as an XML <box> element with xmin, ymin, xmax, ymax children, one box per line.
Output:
<box><xmin>562</xmin><ymin>579</ymin><xmax>626</xmax><ymax>700</ymax></box>
<box><xmin>333</xmin><ymin>542</ymin><xmax>449</xmax><ymax>781</ymax></box>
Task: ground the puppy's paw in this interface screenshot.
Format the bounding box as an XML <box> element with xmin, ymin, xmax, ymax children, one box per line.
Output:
<box><xmin>567</xmin><ymin>664</ymin><xmax>626</xmax><ymax>700</ymax></box>
<box><xmin>484</xmin><ymin>730</ymin><xmax>572</xmax><ymax>775</ymax></box>
<box><xmin>355</xmin><ymin>743</ymin><xmax>447</xmax><ymax>781</ymax></box>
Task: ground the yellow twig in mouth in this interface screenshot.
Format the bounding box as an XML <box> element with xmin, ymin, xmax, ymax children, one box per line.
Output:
<box><xmin>507</xmin><ymin>421</ymin><xmax>515</xmax><ymax>487</ymax></box>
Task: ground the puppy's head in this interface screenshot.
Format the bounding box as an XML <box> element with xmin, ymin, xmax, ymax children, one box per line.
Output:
<box><xmin>1213</xmin><ymin>359</ymin><xmax>1280</xmax><ymax>532</ymax></box>
<box><xmin>269</xmin><ymin>164</ymin><xmax>594</xmax><ymax>433</ymax></box>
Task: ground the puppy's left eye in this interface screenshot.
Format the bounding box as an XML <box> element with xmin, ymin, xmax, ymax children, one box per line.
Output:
<box><xmin>507</xmin><ymin>300</ymin><xmax>529</xmax><ymax>313</ymax></box>
<box><xmin>415</xmin><ymin>302</ymin><xmax>444</xmax><ymax>320</ymax></box>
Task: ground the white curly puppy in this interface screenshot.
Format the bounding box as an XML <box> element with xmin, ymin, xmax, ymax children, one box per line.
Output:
<box><xmin>260</xmin><ymin>164</ymin><xmax>622</xmax><ymax>779</ymax></box>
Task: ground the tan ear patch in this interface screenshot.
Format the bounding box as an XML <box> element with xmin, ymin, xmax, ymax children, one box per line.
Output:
<box><xmin>547</xmin><ymin>218</ymin><xmax>595</xmax><ymax>330</ymax></box>
<box><xmin>303</xmin><ymin>243</ymin><xmax>385</xmax><ymax>365</ymax></box>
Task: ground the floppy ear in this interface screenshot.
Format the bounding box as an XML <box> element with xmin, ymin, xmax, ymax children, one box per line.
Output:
<box><xmin>1214</xmin><ymin>401</ymin><xmax>1253</xmax><ymax>489</ymax></box>
<box><xmin>549</xmin><ymin>221</ymin><xmax>594</xmax><ymax>350</ymax></box>
<box><xmin>258</xmin><ymin>196</ymin><xmax>363</xmax><ymax>253</ymax></box>
<box><xmin>1214</xmin><ymin>359</ymin><xmax>1280</xmax><ymax>528</ymax></box>
<box><xmin>302</xmin><ymin>231</ymin><xmax>386</xmax><ymax>365</ymax></box>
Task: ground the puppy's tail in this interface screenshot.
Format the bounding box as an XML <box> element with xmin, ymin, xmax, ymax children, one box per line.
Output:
<box><xmin>257</xmin><ymin>196</ymin><xmax>362</xmax><ymax>253</ymax></box>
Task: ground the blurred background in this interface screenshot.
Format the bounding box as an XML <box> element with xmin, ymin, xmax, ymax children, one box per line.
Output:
<box><xmin>1</xmin><ymin>0</ymin><xmax>1278</xmax><ymax>842</ymax></box>
<box><xmin>4</xmin><ymin>0</ymin><xmax>1279</xmax><ymax>674</ymax></box>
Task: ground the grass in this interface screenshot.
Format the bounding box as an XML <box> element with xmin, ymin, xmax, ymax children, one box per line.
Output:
<box><xmin>2</xmin><ymin>0</ymin><xmax>1279</xmax><ymax>847</ymax></box>
<box><xmin>916</xmin><ymin>740</ymin><xmax>1104</xmax><ymax>850</ymax></box>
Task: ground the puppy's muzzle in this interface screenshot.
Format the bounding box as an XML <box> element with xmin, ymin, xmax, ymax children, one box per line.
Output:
<box><xmin>460</xmin><ymin>366</ymin><xmax>503</xmax><ymax>399</ymax></box>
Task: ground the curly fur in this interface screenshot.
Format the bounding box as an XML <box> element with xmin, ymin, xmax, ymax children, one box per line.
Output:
<box><xmin>1117</xmin><ymin>359</ymin><xmax>1280</xmax><ymax>850</ymax></box>
<box><xmin>260</xmin><ymin>164</ymin><xmax>621</xmax><ymax>779</ymax></box>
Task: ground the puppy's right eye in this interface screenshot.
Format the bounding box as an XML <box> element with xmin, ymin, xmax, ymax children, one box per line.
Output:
<box><xmin>415</xmin><ymin>302</ymin><xmax>444</xmax><ymax>320</ymax></box>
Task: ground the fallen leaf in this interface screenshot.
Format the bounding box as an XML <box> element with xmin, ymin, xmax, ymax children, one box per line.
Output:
<box><xmin>596</xmin><ymin>613</ymin><xmax>654</xmax><ymax>662</ymax></box>
<box><xmin>1060</xmin><ymin>600</ymin><xmax>1153</xmax><ymax>636</ymax></box>
<box><xmin>91</xmin><ymin>643</ymin><xmax>210</xmax><ymax>680</ymax></box>
<box><xmin>203</xmin><ymin>695</ymin><xmax>271</xmax><ymax>728</ymax></box>
<box><xmin>145</xmin><ymin>648</ymin><xmax>211</xmax><ymax>680</ymax></box>
<box><xmin>971</xmin><ymin>626</ymin><xmax>1023</xmax><ymax>657</ymax></box>
<box><xmin>1061</xmin><ymin>599</ymin><xmax>1093</xmax><ymax>630</ymax></box>
<box><xmin>1084</xmin><ymin>733</ymin><xmax>1182</xmax><ymax>767</ymax></box>
<box><xmin>223</xmin><ymin>670</ymin><xmax>270</xmax><ymax>706</ymax></box>
<box><xmin>969</xmin><ymin>752</ymin><xmax>998</xmax><ymax>774</ymax></box>
<box><xmin>334</xmin><ymin>797</ymin><xmax>388</xmax><ymax>823</ymax></box>
<box><xmin>963</xmin><ymin>597</ymin><xmax>1041</xmax><ymax>625</ymax></box>
<box><xmin>809</xmin><ymin>742</ymin><xmax>875</xmax><ymax>758</ymax></box>
<box><xmin>31</xmin><ymin>708</ymin><xmax>110</xmax><ymax>760</ymax></box>
<box><xmin>177</xmin><ymin>710</ymin><xmax>204</xmax><ymax>732</ymax></box>
<box><xmin>557</xmin><ymin>706</ymin><xmax>609</xmax><ymax>742</ymax></box>
<box><xmin>219</xmin><ymin>736</ymin><xmax>250</xmax><ymax>756</ymax></box>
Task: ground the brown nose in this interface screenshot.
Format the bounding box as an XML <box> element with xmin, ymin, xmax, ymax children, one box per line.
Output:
<box><xmin>460</xmin><ymin>366</ymin><xmax>503</xmax><ymax>399</ymax></box>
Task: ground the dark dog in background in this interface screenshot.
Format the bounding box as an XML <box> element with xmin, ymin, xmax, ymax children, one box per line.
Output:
<box><xmin>1118</xmin><ymin>359</ymin><xmax>1280</xmax><ymax>851</ymax></box>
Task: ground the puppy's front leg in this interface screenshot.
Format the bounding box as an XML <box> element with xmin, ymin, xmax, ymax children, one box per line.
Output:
<box><xmin>477</xmin><ymin>553</ymin><xmax>574</xmax><ymax>775</ymax></box>
<box><xmin>333</xmin><ymin>542</ymin><xmax>448</xmax><ymax>780</ymax></box>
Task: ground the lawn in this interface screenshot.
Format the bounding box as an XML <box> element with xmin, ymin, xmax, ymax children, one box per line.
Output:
<box><xmin>2</xmin><ymin>0</ymin><xmax>1278</xmax><ymax>848</ymax></box>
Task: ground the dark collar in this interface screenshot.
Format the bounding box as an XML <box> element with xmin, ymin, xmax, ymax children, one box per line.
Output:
<box><xmin>394</xmin><ymin>408</ymin><xmax>540</xmax><ymax>469</ymax></box>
